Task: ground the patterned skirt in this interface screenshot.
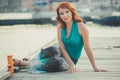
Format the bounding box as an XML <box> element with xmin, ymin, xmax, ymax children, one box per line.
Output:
<box><xmin>28</xmin><ymin>45</ymin><xmax>69</xmax><ymax>73</ymax></box>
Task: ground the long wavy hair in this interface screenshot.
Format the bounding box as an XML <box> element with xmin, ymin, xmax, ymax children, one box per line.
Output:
<box><xmin>56</xmin><ymin>2</ymin><xmax>83</xmax><ymax>28</ymax></box>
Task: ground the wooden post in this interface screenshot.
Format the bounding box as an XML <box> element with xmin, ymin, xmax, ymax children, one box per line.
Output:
<box><xmin>7</xmin><ymin>55</ymin><xmax>14</xmax><ymax>74</ymax></box>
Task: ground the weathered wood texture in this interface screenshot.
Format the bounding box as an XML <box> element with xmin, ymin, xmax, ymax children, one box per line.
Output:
<box><xmin>6</xmin><ymin>38</ymin><xmax>120</xmax><ymax>80</ymax></box>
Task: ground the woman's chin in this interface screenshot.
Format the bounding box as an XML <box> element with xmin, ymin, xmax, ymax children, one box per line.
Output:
<box><xmin>64</xmin><ymin>20</ymin><xmax>70</xmax><ymax>23</ymax></box>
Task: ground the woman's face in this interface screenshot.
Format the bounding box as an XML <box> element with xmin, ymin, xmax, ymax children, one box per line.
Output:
<box><xmin>59</xmin><ymin>8</ymin><xmax>72</xmax><ymax>23</ymax></box>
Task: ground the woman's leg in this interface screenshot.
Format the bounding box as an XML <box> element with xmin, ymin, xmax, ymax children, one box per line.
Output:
<box><xmin>13</xmin><ymin>59</ymin><xmax>30</xmax><ymax>66</ymax></box>
<box><xmin>19</xmin><ymin>61</ymin><xmax>29</xmax><ymax>66</ymax></box>
<box><xmin>39</xmin><ymin>46</ymin><xmax>59</xmax><ymax>59</ymax></box>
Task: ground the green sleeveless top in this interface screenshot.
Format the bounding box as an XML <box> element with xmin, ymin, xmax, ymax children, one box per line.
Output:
<box><xmin>61</xmin><ymin>21</ymin><xmax>84</xmax><ymax>59</ymax></box>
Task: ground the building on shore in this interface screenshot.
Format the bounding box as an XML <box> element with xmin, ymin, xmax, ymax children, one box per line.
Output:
<box><xmin>0</xmin><ymin>0</ymin><xmax>21</xmax><ymax>12</ymax></box>
<box><xmin>0</xmin><ymin>0</ymin><xmax>119</xmax><ymax>13</ymax></box>
<box><xmin>0</xmin><ymin>0</ymin><xmax>33</xmax><ymax>13</ymax></box>
<box><xmin>77</xmin><ymin>0</ymin><xmax>119</xmax><ymax>10</ymax></box>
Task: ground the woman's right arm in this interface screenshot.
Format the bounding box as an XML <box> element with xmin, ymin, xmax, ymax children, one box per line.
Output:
<box><xmin>57</xmin><ymin>26</ymin><xmax>76</xmax><ymax>73</ymax></box>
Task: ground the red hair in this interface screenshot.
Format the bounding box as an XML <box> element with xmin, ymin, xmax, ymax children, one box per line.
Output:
<box><xmin>56</xmin><ymin>2</ymin><xmax>83</xmax><ymax>28</ymax></box>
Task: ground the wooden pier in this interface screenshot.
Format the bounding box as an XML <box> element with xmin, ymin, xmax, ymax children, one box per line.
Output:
<box><xmin>6</xmin><ymin>37</ymin><xmax>120</xmax><ymax>80</ymax></box>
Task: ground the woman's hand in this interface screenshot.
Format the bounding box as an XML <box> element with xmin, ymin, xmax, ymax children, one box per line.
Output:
<box><xmin>67</xmin><ymin>64</ymin><xmax>77</xmax><ymax>74</ymax></box>
<box><xmin>93</xmin><ymin>67</ymin><xmax>108</xmax><ymax>72</ymax></box>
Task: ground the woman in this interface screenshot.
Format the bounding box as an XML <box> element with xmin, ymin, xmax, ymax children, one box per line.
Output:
<box><xmin>56</xmin><ymin>2</ymin><xmax>107</xmax><ymax>73</ymax></box>
<box><xmin>13</xmin><ymin>2</ymin><xmax>107</xmax><ymax>74</ymax></box>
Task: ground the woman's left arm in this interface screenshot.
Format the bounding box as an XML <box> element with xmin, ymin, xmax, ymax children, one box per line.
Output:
<box><xmin>78</xmin><ymin>22</ymin><xmax>107</xmax><ymax>72</ymax></box>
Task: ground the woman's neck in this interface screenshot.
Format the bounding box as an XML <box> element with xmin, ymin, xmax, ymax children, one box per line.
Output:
<box><xmin>66</xmin><ymin>20</ymin><xmax>73</xmax><ymax>29</ymax></box>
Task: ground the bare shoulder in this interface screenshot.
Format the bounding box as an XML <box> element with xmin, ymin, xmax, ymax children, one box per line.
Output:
<box><xmin>77</xmin><ymin>22</ymin><xmax>89</xmax><ymax>34</ymax></box>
